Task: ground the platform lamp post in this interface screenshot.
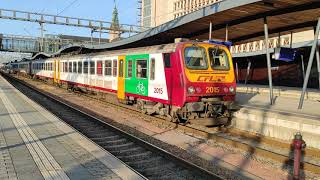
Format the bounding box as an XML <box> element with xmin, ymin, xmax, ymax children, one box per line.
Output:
<box><xmin>264</xmin><ymin>17</ymin><xmax>273</xmax><ymax>105</ymax></box>
<box><xmin>209</xmin><ymin>21</ymin><xmax>212</xmax><ymax>40</ymax></box>
<box><xmin>314</xmin><ymin>25</ymin><xmax>320</xmax><ymax>90</ymax></box>
<box><xmin>298</xmin><ymin>17</ymin><xmax>320</xmax><ymax>109</ymax></box>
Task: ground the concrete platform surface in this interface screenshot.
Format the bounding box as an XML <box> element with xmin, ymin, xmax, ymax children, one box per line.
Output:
<box><xmin>234</xmin><ymin>85</ymin><xmax>320</xmax><ymax>149</ymax></box>
<box><xmin>0</xmin><ymin>75</ymin><xmax>144</xmax><ymax>180</ymax></box>
<box><xmin>237</xmin><ymin>84</ymin><xmax>320</xmax><ymax>101</ymax></box>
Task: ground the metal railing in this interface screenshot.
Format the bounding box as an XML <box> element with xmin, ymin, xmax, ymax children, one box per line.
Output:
<box><xmin>230</xmin><ymin>36</ymin><xmax>291</xmax><ymax>54</ymax></box>
<box><xmin>0</xmin><ymin>8</ymin><xmax>149</xmax><ymax>34</ymax></box>
<box><xmin>0</xmin><ymin>34</ymin><xmax>107</xmax><ymax>54</ymax></box>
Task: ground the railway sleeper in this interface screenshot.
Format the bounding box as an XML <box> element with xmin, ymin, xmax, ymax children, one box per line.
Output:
<box><xmin>103</xmin><ymin>142</ymin><xmax>136</xmax><ymax>151</ymax></box>
<box><xmin>97</xmin><ymin>138</ymin><xmax>129</xmax><ymax>146</ymax></box>
<box><xmin>127</xmin><ymin>158</ymin><xmax>172</xmax><ymax>170</ymax></box>
<box><xmin>90</xmin><ymin>135</ymin><xmax>120</xmax><ymax>141</ymax></box>
<box><xmin>142</xmin><ymin>167</ymin><xmax>178</xmax><ymax>178</ymax></box>
<box><xmin>117</xmin><ymin>151</ymin><xmax>153</xmax><ymax>162</ymax></box>
<box><xmin>86</xmin><ymin>132</ymin><xmax>117</xmax><ymax>138</ymax></box>
<box><xmin>83</xmin><ymin>128</ymin><xmax>114</xmax><ymax>134</ymax></box>
<box><xmin>108</xmin><ymin>146</ymin><xmax>145</xmax><ymax>156</ymax></box>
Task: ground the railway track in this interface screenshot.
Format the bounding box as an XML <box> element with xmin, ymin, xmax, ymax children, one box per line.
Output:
<box><xmin>6</xmin><ymin>73</ymin><xmax>320</xmax><ymax>177</ymax></box>
<box><xmin>2</xmin><ymin>73</ymin><xmax>223</xmax><ymax>180</ymax></box>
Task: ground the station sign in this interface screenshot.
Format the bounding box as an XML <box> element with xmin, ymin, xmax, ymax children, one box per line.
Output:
<box><xmin>274</xmin><ymin>47</ymin><xmax>297</xmax><ymax>62</ymax></box>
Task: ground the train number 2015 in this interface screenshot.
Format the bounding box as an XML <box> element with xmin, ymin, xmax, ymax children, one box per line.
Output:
<box><xmin>154</xmin><ymin>88</ymin><xmax>163</xmax><ymax>94</ymax></box>
<box><xmin>206</xmin><ymin>87</ymin><xmax>220</xmax><ymax>93</ymax></box>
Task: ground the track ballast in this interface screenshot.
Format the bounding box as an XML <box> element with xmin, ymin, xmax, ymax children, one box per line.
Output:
<box><xmin>3</xmin><ymin>73</ymin><xmax>221</xmax><ymax>180</ymax></box>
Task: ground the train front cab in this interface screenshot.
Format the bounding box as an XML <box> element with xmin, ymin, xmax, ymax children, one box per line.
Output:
<box><xmin>173</xmin><ymin>42</ymin><xmax>236</xmax><ymax>125</ymax></box>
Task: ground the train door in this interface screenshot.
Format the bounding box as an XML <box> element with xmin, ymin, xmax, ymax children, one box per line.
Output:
<box><xmin>57</xmin><ymin>59</ymin><xmax>60</xmax><ymax>83</ymax></box>
<box><xmin>53</xmin><ymin>59</ymin><xmax>60</xmax><ymax>83</ymax></box>
<box><xmin>117</xmin><ymin>56</ymin><xmax>125</xmax><ymax>100</ymax></box>
<box><xmin>54</xmin><ymin>59</ymin><xmax>57</xmax><ymax>83</ymax></box>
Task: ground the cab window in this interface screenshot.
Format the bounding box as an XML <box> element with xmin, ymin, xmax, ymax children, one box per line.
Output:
<box><xmin>184</xmin><ymin>46</ymin><xmax>208</xmax><ymax>70</ymax></box>
<box><xmin>208</xmin><ymin>47</ymin><xmax>230</xmax><ymax>70</ymax></box>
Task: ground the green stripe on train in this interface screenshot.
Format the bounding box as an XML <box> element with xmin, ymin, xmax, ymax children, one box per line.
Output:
<box><xmin>125</xmin><ymin>54</ymin><xmax>149</xmax><ymax>96</ymax></box>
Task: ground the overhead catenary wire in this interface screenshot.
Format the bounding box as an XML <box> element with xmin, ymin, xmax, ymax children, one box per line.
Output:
<box><xmin>57</xmin><ymin>0</ymin><xmax>80</xmax><ymax>15</ymax></box>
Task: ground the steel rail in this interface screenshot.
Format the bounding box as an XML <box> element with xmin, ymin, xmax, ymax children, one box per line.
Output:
<box><xmin>2</xmin><ymin>73</ymin><xmax>223</xmax><ymax>180</ymax></box>
<box><xmin>7</xmin><ymin>73</ymin><xmax>320</xmax><ymax>176</ymax></box>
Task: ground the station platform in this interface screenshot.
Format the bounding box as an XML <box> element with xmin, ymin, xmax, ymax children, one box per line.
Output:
<box><xmin>234</xmin><ymin>84</ymin><xmax>320</xmax><ymax>149</ymax></box>
<box><xmin>0</xmin><ymin>75</ymin><xmax>144</xmax><ymax>180</ymax></box>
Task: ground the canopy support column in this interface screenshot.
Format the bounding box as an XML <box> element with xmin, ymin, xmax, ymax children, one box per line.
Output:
<box><xmin>209</xmin><ymin>21</ymin><xmax>212</xmax><ymax>40</ymax></box>
<box><xmin>315</xmin><ymin>46</ymin><xmax>320</xmax><ymax>89</ymax></box>
<box><xmin>245</xmin><ymin>59</ymin><xmax>251</xmax><ymax>85</ymax></box>
<box><xmin>298</xmin><ymin>17</ymin><xmax>320</xmax><ymax>109</ymax></box>
<box><xmin>301</xmin><ymin>55</ymin><xmax>306</xmax><ymax>81</ymax></box>
<box><xmin>225</xmin><ymin>24</ymin><xmax>228</xmax><ymax>41</ymax></box>
<box><xmin>264</xmin><ymin>17</ymin><xmax>273</xmax><ymax>105</ymax></box>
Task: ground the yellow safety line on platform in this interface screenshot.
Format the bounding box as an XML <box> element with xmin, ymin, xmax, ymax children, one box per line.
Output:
<box><xmin>0</xmin><ymin>76</ymin><xmax>70</xmax><ymax>180</ymax></box>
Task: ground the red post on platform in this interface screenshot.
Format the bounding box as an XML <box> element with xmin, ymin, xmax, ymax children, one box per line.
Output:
<box><xmin>293</xmin><ymin>132</ymin><xmax>306</xmax><ymax>180</ymax></box>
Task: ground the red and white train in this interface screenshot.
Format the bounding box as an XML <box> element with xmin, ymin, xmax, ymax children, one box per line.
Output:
<box><xmin>9</xmin><ymin>40</ymin><xmax>236</xmax><ymax>125</ymax></box>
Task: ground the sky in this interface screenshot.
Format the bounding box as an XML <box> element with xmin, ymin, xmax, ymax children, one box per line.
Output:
<box><xmin>0</xmin><ymin>0</ymin><xmax>138</xmax><ymax>38</ymax></box>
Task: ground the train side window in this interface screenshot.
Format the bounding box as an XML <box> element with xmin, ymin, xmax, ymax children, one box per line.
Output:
<box><xmin>127</xmin><ymin>60</ymin><xmax>132</xmax><ymax>78</ymax></box>
<box><xmin>136</xmin><ymin>59</ymin><xmax>147</xmax><ymax>79</ymax></box>
<box><xmin>61</xmin><ymin>62</ymin><xmax>64</xmax><ymax>72</ymax></box>
<box><xmin>64</xmin><ymin>62</ymin><xmax>68</xmax><ymax>72</ymax></box>
<box><xmin>73</xmin><ymin>62</ymin><xmax>77</xmax><ymax>73</ymax></box>
<box><xmin>97</xmin><ymin>61</ymin><xmax>103</xmax><ymax>75</ymax></box>
<box><xmin>163</xmin><ymin>53</ymin><xmax>171</xmax><ymax>68</ymax></box>
<box><xmin>119</xmin><ymin>59</ymin><xmax>124</xmax><ymax>77</ymax></box>
<box><xmin>105</xmin><ymin>60</ymin><xmax>112</xmax><ymax>76</ymax></box>
<box><xmin>113</xmin><ymin>59</ymin><xmax>117</xmax><ymax>77</ymax></box>
<box><xmin>150</xmin><ymin>58</ymin><xmax>155</xmax><ymax>80</ymax></box>
<box><xmin>83</xmin><ymin>61</ymin><xmax>88</xmax><ymax>74</ymax></box>
<box><xmin>69</xmin><ymin>62</ymin><xmax>72</xmax><ymax>72</ymax></box>
<box><xmin>78</xmin><ymin>61</ymin><xmax>82</xmax><ymax>74</ymax></box>
<box><xmin>90</xmin><ymin>61</ymin><xmax>95</xmax><ymax>75</ymax></box>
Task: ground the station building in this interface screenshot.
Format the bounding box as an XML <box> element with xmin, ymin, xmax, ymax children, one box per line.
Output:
<box><xmin>140</xmin><ymin>0</ymin><xmax>320</xmax><ymax>89</ymax></box>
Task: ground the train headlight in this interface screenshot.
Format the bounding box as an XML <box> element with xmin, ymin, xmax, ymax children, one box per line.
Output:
<box><xmin>229</xmin><ymin>86</ymin><xmax>235</xmax><ymax>93</ymax></box>
<box><xmin>188</xmin><ymin>86</ymin><xmax>195</xmax><ymax>94</ymax></box>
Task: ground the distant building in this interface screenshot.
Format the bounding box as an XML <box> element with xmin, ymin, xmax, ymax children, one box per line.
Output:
<box><xmin>109</xmin><ymin>3</ymin><xmax>121</xmax><ymax>42</ymax></box>
<box><xmin>141</xmin><ymin>0</ymin><xmax>221</xmax><ymax>27</ymax></box>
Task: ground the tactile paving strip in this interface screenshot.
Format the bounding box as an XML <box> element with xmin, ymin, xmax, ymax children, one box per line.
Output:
<box><xmin>0</xmin><ymin>127</ymin><xmax>17</xmax><ymax>180</ymax></box>
<box><xmin>0</xmin><ymin>88</ymin><xmax>70</xmax><ymax>180</ymax></box>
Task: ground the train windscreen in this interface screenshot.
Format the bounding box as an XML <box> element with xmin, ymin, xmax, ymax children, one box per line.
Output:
<box><xmin>184</xmin><ymin>46</ymin><xmax>208</xmax><ymax>70</ymax></box>
<box><xmin>208</xmin><ymin>47</ymin><xmax>230</xmax><ymax>70</ymax></box>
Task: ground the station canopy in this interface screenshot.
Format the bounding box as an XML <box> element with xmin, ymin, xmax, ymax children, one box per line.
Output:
<box><xmin>33</xmin><ymin>0</ymin><xmax>320</xmax><ymax>58</ymax></box>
